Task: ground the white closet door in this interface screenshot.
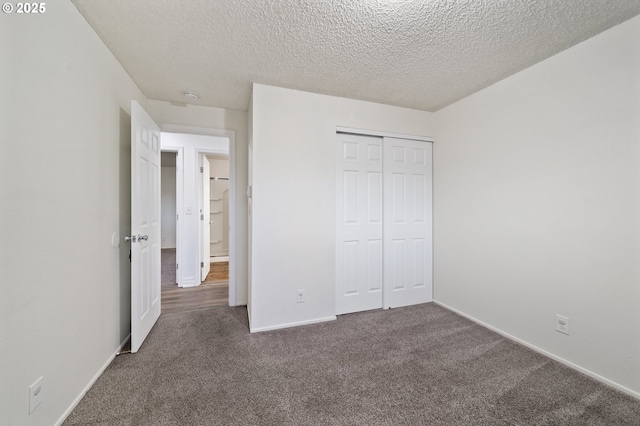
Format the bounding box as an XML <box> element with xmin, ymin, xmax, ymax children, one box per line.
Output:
<box><xmin>336</xmin><ymin>134</ymin><xmax>383</xmax><ymax>315</ymax></box>
<box><xmin>383</xmin><ymin>137</ymin><xmax>433</xmax><ymax>309</ymax></box>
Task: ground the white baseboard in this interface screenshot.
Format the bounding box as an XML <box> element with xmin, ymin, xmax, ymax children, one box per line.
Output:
<box><xmin>250</xmin><ymin>315</ymin><xmax>336</xmax><ymax>333</ymax></box>
<box><xmin>54</xmin><ymin>334</ymin><xmax>131</xmax><ymax>426</ymax></box>
<box><xmin>179</xmin><ymin>277</ymin><xmax>197</xmax><ymax>288</ymax></box>
<box><xmin>433</xmin><ymin>300</ymin><xmax>640</xmax><ymax>401</ymax></box>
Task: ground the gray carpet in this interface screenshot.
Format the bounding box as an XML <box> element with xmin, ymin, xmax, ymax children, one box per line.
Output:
<box><xmin>64</xmin><ymin>304</ymin><xmax>640</xmax><ymax>425</ymax></box>
<box><xmin>161</xmin><ymin>248</ymin><xmax>176</xmax><ymax>286</ymax></box>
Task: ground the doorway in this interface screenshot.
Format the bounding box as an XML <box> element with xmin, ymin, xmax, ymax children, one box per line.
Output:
<box><xmin>196</xmin><ymin>153</ymin><xmax>231</xmax><ymax>305</ymax></box>
<box><xmin>158</xmin><ymin>130</ymin><xmax>237</xmax><ymax>313</ymax></box>
<box><xmin>160</xmin><ymin>151</ymin><xmax>178</xmax><ymax>289</ymax></box>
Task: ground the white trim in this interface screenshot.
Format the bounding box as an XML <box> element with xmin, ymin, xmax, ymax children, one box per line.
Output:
<box><xmin>179</xmin><ymin>276</ymin><xmax>198</xmax><ymax>288</ymax></box>
<box><xmin>55</xmin><ymin>334</ymin><xmax>131</xmax><ymax>426</ymax></box>
<box><xmin>161</xmin><ymin>123</ymin><xmax>235</xmax><ymax>141</ymax></box>
<box><xmin>250</xmin><ymin>316</ymin><xmax>336</xmax><ymax>333</ymax></box>
<box><xmin>196</xmin><ymin>143</ymin><xmax>235</xmax><ymax>304</ymax></box>
<box><xmin>433</xmin><ymin>300</ymin><xmax>640</xmax><ymax>401</ymax></box>
<box><xmin>336</xmin><ymin>126</ymin><xmax>433</xmax><ymax>143</ymax></box>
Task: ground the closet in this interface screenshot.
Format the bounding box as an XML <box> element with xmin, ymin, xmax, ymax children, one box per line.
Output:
<box><xmin>208</xmin><ymin>157</ymin><xmax>229</xmax><ymax>258</ymax></box>
<box><xmin>209</xmin><ymin>177</ymin><xmax>229</xmax><ymax>256</ymax></box>
<box><xmin>336</xmin><ymin>132</ymin><xmax>433</xmax><ymax>315</ymax></box>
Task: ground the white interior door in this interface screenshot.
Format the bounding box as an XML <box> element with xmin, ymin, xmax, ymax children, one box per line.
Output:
<box><xmin>383</xmin><ymin>137</ymin><xmax>433</xmax><ymax>309</ymax></box>
<box><xmin>201</xmin><ymin>156</ymin><xmax>211</xmax><ymax>281</ymax></box>
<box><xmin>336</xmin><ymin>134</ymin><xmax>383</xmax><ymax>314</ymax></box>
<box><xmin>130</xmin><ymin>101</ymin><xmax>162</xmax><ymax>353</ymax></box>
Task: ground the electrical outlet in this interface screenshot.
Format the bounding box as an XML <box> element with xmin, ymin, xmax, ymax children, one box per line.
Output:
<box><xmin>297</xmin><ymin>289</ymin><xmax>305</xmax><ymax>303</ymax></box>
<box><xmin>556</xmin><ymin>315</ymin><xmax>570</xmax><ymax>335</ymax></box>
<box><xmin>29</xmin><ymin>377</ymin><xmax>43</xmax><ymax>414</ymax></box>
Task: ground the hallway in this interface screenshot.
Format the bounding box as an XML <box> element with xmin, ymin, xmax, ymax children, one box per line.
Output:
<box><xmin>161</xmin><ymin>249</ymin><xmax>229</xmax><ymax>314</ymax></box>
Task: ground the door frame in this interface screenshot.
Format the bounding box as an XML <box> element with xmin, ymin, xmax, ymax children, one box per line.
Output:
<box><xmin>199</xmin><ymin>154</ymin><xmax>211</xmax><ymax>282</ymax></box>
<box><xmin>197</xmin><ymin>149</ymin><xmax>229</xmax><ymax>283</ymax></box>
<box><xmin>161</xmin><ymin>124</ymin><xmax>238</xmax><ymax>306</ymax></box>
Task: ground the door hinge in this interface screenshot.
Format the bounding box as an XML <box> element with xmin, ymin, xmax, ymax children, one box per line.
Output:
<box><xmin>200</xmin><ymin>166</ymin><xmax>203</xmax><ymax>173</ymax></box>
<box><xmin>176</xmin><ymin>263</ymin><xmax>179</xmax><ymax>270</ymax></box>
<box><xmin>176</xmin><ymin>214</ymin><xmax>179</xmax><ymax>221</ymax></box>
<box><xmin>200</xmin><ymin>214</ymin><xmax>204</xmax><ymax>220</ymax></box>
<box><xmin>200</xmin><ymin>261</ymin><xmax>204</xmax><ymax>268</ymax></box>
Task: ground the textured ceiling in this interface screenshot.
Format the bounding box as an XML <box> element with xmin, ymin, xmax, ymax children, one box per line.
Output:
<box><xmin>71</xmin><ymin>0</ymin><xmax>640</xmax><ymax>112</ymax></box>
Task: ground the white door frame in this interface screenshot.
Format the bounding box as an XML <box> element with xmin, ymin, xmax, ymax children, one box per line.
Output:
<box><xmin>160</xmin><ymin>147</ymin><xmax>184</xmax><ymax>287</ymax></box>
<box><xmin>196</xmin><ymin>148</ymin><xmax>229</xmax><ymax>282</ymax></box>
<box><xmin>200</xmin><ymin>154</ymin><xmax>211</xmax><ymax>281</ymax></box>
<box><xmin>161</xmin><ymin>124</ymin><xmax>238</xmax><ymax>306</ymax></box>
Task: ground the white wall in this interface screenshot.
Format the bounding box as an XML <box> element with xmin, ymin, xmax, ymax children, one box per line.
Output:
<box><xmin>209</xmin><ymin>158</ymin><xmax>229</xmax><ymax>178</ymax></box>
<box><xmin>0</xmin><ymin>2</ymin><xmax>146</xmax><ymax>424</ymax></box>
<box><xmin>434</xmin><ymin>16</ymin><xmax>640</xmax><ymax>396</ymax></box>
<box><xmin>209</xmin><ymin>158</ymin><xmax>230</xmax><ymax>255</ymax></box>
<box><xmin>161</xmin><ymin>133</ymin><xmax>228</xmax><ymax>288</ymax></box>
<box><xmin>161</xmin><ymin>166</ymin><xmax>177</xmax><ymax>248</ymax></box>
<box><xmin>250</xmin><ymin>84</ymin><xmax>435</xmax><ymax>331</ymax></box>
<box><xmin>247</xmin><ymin>96</ymin><xmax>254</xmax><ymax>322</ymax></box>
<box><xmin>146</xmin><ymin>101</ymin><xmax>249</xmax><ymax>304</ymax></box>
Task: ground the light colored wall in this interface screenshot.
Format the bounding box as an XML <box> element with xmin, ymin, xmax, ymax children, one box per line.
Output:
<box><xmin>161</xmin><ymin>133</ymin><xmax>228</xmax><ymax>288</ymax></box>
<box><xmin>146</xmin><ymin>101</ymin><xmax>249</xmax><ymax>304</ymax></box>
<box><xmin>161</xmin><ymin>166</ymin><xmax>177</xmax><ymax>248</ymax></box>
<box><xmin>209</xmin><ymin>158</ymin><xmax>229</xmax><ymax>178</ymax></box>
<box><xmin>0</xmin><ymin>2</ymin><xmax>146</xmax><ymax>424</ymax></box>
<box><xmin>209</xmin><ymin>158</ymin><xmax>230</xmax><ymax>255</ymax></box>
<box><xmin>433</xmin><ymin>16</ymin><xmax>640</xmax><ymax>396</ymax></box>
<box><xmin>250</xmin><ymin>84</ymin><xmax>435</xmax><ymax>331</ymax></box>
<box><xmin>247</xmin><ymin>96</ymin><xmax>254</xmax><ymax>322</ymax></box>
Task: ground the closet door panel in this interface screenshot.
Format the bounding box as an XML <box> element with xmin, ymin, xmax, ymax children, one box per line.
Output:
<box><xmin>383</xmin><ymin>137</ymin><xmax>433</xmax><ymax>309</ymax></box>
<box><xmin>336</xmin><ymin>134</ymin><xmax>384</xmax><ymax>315</ymax></box>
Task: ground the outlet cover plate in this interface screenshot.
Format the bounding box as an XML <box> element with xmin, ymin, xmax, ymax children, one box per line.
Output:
<box><xmin>556</xmin><ymin>315</ymin><xmax>570</xmax><ymax>335</ymax></box>
<box><xmin>29</xmin><ymin>377</ymin><xmax>43</xmax><ymax>414</ymax></box>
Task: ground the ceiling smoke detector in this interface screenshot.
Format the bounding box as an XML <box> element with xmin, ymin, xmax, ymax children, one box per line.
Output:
<box><xmin>183</xmin><ymin>91</ymin><xmax>199</xmax><ymax>101</ymax></box>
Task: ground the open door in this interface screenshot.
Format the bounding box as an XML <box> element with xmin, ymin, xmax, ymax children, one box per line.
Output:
<box><xmin>201</xmin><ymin>155</ymin><xmax>211</xmax><ymax>281</ymax></box>
<box><xmin>129</xmin><ymin>101</ymin><xmax>161</xmax><ymax>353</ymax></box>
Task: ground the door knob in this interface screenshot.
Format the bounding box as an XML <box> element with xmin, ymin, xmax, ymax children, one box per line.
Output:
<box><xmin>125</xmin><ymin>235</ymin><xmax>148</xmax><ymax>243</ymax></box>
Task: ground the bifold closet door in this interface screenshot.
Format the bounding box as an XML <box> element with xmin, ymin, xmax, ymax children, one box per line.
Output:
<box><xmin>383</xmin><ymin>137</ymin><xmax>433</xmax><ymax>308</ymax></box>
<box><xmin>336</xmin><ymin>134</ymin><xmax>383</xmax><ymax>315</ymax></box>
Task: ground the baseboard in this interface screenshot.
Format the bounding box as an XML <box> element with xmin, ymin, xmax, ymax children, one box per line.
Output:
<box><xmin>179</xmin><ymin>277</ymin><xmax>197</xmax><ymax>288</ymax></box>
<box><xmin>54</xmin><ymin>334</ymin><xmax>131</xmax><ymax>426</ymax></box>
<box><xmin>250</xmin><ymin>315</ymin><xmax>336</xmax><ymax>333</ymax></box>
<box><xmin>433</xmin><ymin>300</ymin><xmax>640</xmax><ymax>401</ymax></box>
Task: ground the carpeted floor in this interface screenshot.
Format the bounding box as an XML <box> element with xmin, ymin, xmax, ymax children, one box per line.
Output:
<box><xmin>161</xmin><ymin>248</ymin><xmax>176</xmax><ymax>286</ymax></box>
<box><xmin>63</xmin><ymin>303</ymin><xmax>640</xmax><ymax>425</ymax></box>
